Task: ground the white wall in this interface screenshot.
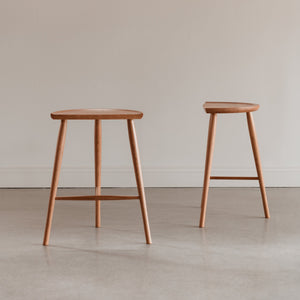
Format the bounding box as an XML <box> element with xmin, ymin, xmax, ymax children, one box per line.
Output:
<box><xmin>1</xmin><ymin>0</ymin><xmax>300</xmax><ymax>187</ymax></box>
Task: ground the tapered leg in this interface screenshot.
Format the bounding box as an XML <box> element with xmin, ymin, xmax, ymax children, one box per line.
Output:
<box><xmin>246</xmin><ymin>112</ymin><xmax>270</xmax><ymax>218</ymax></box>
<box><xmin>199</xmin><ymin>113</ymin><xmax>217</xmax><ymax>228</ymax></box>
<box><xmin>43</xmin><ymin>120</ymin><xmax>67</xmax><ymax>245</ymax></box>
<box><xmin>127</xmin><ymin>120</ymin><xmax>152</xmax><ymax>244</ymax></box>
<box><xmin>95</xmin><ymin>120</ymin><xmax>102</xmax><ymax>227</ymax></box>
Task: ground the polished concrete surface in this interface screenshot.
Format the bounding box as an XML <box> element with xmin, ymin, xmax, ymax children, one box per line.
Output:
<box><xmin>0</xmin><ymin>187</ymin><xmax>299</xmax><ymax>299</ymax></box>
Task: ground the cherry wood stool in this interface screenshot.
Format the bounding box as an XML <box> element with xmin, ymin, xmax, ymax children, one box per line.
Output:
<box><xmin>199</xmin><ymin>102</ymin><xmax>270</xmax><ymax>228</ymax></box>
<box><xmin>43</xmin><ymin>109</ymin><xmax>152</xmax><ymax>245</ymax></box>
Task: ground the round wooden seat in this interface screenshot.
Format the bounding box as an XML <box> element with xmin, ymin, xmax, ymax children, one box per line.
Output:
<box><xmin>203</xmin><ymin>102</ymin><xmax>259</xmax><ymax>114</ymax></box>
<box><xmin>51</xmin><ymin>109</ymin><xmax>143</xmax><ymax>120</ymax></box>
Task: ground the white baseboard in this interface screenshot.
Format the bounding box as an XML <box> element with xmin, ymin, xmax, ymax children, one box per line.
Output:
<box><xmin>0</xmin><ymin>166</ymin><xmax>298</xmax><ymax>188</ymax></box>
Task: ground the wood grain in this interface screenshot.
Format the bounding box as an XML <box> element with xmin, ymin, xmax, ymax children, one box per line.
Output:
<box><xmin>210</xmin><ymin>176</ymin><xmax>259</xmax><ymax>180</ymax></box>
<box><xmin>51</xmin><ymin>109</ymin><xmax>143</xmax><ymax>120</ymax></box>
<box><xmin>55</xmin><ymin>195</ymin><xmax>140</xmax><ymax>200</ymax></box>
<box><xmin>246</xmin><ymin>112</ymin><xmax>270</xmax><ymax>218</ymax></box>
<box><xmin>43</xmin><ymin>120</ymin><xmax>67</xmax><ymax>246</ymax></box>
<box><xmin>203</xmin><ymin>102</ymin><xmax>259</xmax><ymax>114</ymax></box>
<box><xmin>95</xmin><ymin>120</ymin><xmax>101</xmax><ymax>228</ymax></box>
<box><xmin>199</xmin><ymin>113</ymin><xmax>217</xmax><ymax>228</ymax></box>
<box><xmin>127</xmin><ymin>120</ymin><xmax>152</xmax><ymax>244</ymax></box>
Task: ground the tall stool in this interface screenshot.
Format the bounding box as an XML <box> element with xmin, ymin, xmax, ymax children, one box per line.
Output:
<box><xmin>199</xmin><ymin>102</ymin><xmax>270</xmax><ymax>228</ymax></box>
<box><xmin>43</xmin><ymin>109</ymin><xmax>152</xmax><ymax>245</ymax></box>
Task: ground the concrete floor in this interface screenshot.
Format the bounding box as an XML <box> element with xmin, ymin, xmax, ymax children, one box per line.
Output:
<box><xmin>0</xmin><ymin>187</ymin><xmax>299</xmax><ymax>300</ymax></box>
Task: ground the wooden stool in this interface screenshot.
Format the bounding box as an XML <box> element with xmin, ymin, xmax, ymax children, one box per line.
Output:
<box><xmin>199</xmin><ymin>102</ymin><xmax>270</xmax><ymax>228</ymax></box>
<box><xmin>43</xmin><ymin>109</ymin><xmax>152</xmax><ymax>245</ymax></box>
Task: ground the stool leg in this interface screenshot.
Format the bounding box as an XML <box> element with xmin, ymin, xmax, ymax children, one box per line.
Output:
<box><xmin>199</xmin><ymin>113</ymin><xmax>217</xmax><ymax>228</ymax></box>
<box><xmin>95</xmin><ymin>120</ymin><xmax>102</xmax><ymax>228</ymax></box>
<box><xmin>246</xmin><ymin>112</ymin><xmax>270</xmax><ymax>218</ymax></box>
<box><xmin>43</xmin><ymin>120</ymin><xmax>67</xmax><ymax>245</ymax></box>
<box><xmin>127</xmin><ymin>120</ymin><xmax>152</xmax><ymax>244</ymax></box>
